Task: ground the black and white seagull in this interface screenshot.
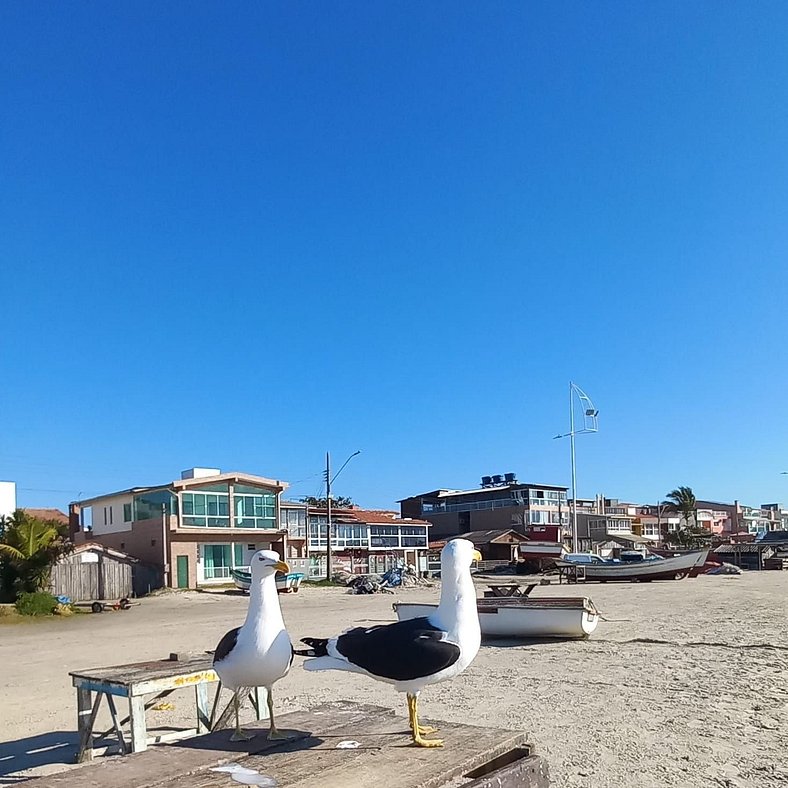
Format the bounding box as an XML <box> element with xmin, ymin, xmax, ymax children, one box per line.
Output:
<box><xmin>297</xmin><ymin>538</ymin><xmax>482</xmax><ymax>747</ymax></box>
<box><xmin>212</xmin><ymin>549</ymin><xmax>293</xmax><ymax>741</ymax></box>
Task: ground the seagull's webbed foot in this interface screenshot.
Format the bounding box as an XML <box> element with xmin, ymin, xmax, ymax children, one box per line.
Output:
<box><xmin>407</xmin><ymin>692</ymin><xmax>443</xmax><ymax>747</ymax></box>
<box><xmin>412</xmin><ymin>731</ymin><xmax>444</xmax><ymax>748</ymax></box>
<box><xmin>230</xmin><ymin>729</ymin><xmax>255</xmax><ymax>742</ymax></box>
<box><xmin>267</xmin><ymin>727</ymin><xmax>290</xmax><ymax>740</ymax></box>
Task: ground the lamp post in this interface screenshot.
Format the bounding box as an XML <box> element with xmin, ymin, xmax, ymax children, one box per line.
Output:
<box><xmin>325</xmin><ymin>449</ymin><xmax>361</xmax><ymax>580</ymax></box>
<box><xmin>554</xmin><ymin>382</ymin><xmax>599</xmax><ymax>553</ymax></box>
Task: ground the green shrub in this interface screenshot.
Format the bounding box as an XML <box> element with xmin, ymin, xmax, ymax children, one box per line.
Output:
<box><xmin>15</xmin><ymin>591</ymin><xmax>57</xmax><ymax>616</ymax></box>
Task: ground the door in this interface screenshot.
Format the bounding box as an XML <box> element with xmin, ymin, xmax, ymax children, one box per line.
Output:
<box><xmin>176</xmin><ymin>555</ymin><xmax>189</xmax><ymax>589</ymax></box>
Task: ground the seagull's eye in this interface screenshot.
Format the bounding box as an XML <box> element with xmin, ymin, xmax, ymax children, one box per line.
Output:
<box><xmin>257</xmin><ymin>556</ymin><xmax>264</xmax><ymax>562</ymax></box>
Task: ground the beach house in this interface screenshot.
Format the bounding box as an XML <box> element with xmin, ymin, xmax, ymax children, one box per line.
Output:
<box><xmin>69</xmin><ymin>468</ymin><xmax>288</xmax><ymax>589</ymax></box>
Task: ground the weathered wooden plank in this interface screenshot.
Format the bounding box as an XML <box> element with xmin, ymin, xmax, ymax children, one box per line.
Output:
<box><xmin>465</xmin><ymin>753</ymin><xmax>550</xmax><ymax>788</ymax></box>
<box><xmin>25</xmin><ymin>703</ymin><xmax>539</xmax><ymax>788</ymax></box>
<box><xmin>71</xmin><ymin>657</ymin><xmax>216</xmax><ymax>686</ymax></box>
<box><xmin>211</xmin><ymin>706</ymin><xmax>527</xmax><ymax>788</ymax></box>
<box><xmin>23</xmin><ymin>705</ymin><xmax>366</xmax><ymax>788</ymax></box>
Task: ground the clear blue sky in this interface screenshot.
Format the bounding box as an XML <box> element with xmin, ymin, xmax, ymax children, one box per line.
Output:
<box><xmin>2</xmin><ymin>2</ymin><xmax>788</xmax><ymax>513</ymax></box>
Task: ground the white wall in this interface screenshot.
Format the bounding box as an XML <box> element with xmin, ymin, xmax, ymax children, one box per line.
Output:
<box><xmin>0</xmin><ymin>482</ymin><xmax>16</xmax><ymax>518</ymax></box>
<box><xmin>87</xmin><ymin>494</ymin><xmax>134</xmax><ymax>535</ymax></box>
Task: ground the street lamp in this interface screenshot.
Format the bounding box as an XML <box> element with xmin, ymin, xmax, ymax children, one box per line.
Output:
<box><xmin>553</xmin><ymin>382</ymin><xmax>599</xmax><ymax>553</ymax></box>
<box><xmin>325</xmin><ymin>449</ymin><xmax>361</xmax><ymax>580</ymax></box>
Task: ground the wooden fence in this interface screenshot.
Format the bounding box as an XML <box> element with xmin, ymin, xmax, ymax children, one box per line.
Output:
<box><xmin>50</xmin><ymin>561</ymin><xmax>132</xmax><ymax>602</ymax></box>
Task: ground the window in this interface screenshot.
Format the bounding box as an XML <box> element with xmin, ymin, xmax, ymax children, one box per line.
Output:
<box><xmin>234</xmin><ymin>493</ymin><xmax>276</xmax><ymax>529</ymax></box>
<box><xmin>81</xmin><ymin>507</ymin><xmax>93</xmax><ymax>530</ymax></box>
<box><xmin>123</xmin><ymin>503</ymin><xmax>132</xmax><ymax>522</ymax></box>
<box><xmin>134</xmin><ymin>490</ymin><xmax>178</xmax><ymax>521</ymax></box>
<box><xmin>181</xmin><ymin>491</ymin><xmax>230</xmax><ymax>528</ymax></box>
<box><xmin>203</xmin><ymin>544</ymin><xmax>232</xmax><ymax>579</ymax></box>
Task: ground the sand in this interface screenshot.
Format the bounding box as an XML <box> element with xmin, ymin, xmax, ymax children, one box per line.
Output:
<box><xmin>1</xmin><ymin>572</ymin><xmax>787</xmax><ymax>787</ymax></box>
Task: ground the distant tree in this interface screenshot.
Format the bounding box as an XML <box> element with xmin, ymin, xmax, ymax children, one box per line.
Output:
<box><xmin>0</xmin><ymin>510</ymin><xmax>72</xmax><ymax>601</ymax></box>
<box><xmin>299</xmin><ymin>496</ymin><xmax>354</xmax><ymax>509</ymax></box>
<box><xmin>663</xmin><ymin>487</ymin><xmax>710</xmax><ymax>548</ymax></box>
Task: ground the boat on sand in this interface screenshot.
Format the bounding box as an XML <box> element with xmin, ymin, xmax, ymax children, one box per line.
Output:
<box><xmin>231</xmin><ymin>568</ymin><xmax>304</xmax><ymax>593</ymax></box>
<box><xmin>556</xmin><ymin>549</ymin><xmax>708</xmax><ymax>582</ymax></box>
<box><xmin>394</xmin><ymin>595</ymin><xmax>600</xmax><ymax>640</ymax></box>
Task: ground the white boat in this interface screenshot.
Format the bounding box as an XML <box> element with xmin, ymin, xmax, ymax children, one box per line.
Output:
<box><xmin>393</xmin><ymin>596</ymin><xmax>600</xmax><ymax>640</ymax></box>
<box><xmin>556</xmin><ymin>549</ymin><xmax>708</xmax><ymax>582</ymax></box>
<box><xmin>231</xmin><ymin>569</ymin><xmax>304</xmax><ymax>593</ymax></box>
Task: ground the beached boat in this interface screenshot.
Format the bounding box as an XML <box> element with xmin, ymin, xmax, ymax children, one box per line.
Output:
<box><xmin>393</xmin><ymin>596</ymin><xmax>600</xmax><ymax>639</ymax></box>
<box><xmin>557</xmin><ymin>549</ymin><xmax>709</xmax><ymax>582</ymax></box>
<box><xmin>231</xmin><ymin>569</ymin><xmax>304</xmax><ymax>593</ymax></box>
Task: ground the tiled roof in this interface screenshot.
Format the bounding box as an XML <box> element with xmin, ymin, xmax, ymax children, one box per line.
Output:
<box><xmin>22</xmin><ymin>508</ymin><xmax>69</xmax><ymax>525</ymax></box>
<box><xmin>460</xmin><ymin>529</ymin><xmax>529</xmax><ymax>545</ymax></box>
<box><xmin>309</xmin><ymin>507</ymin><xmax>430</xmax><ymax>526</ymax></box>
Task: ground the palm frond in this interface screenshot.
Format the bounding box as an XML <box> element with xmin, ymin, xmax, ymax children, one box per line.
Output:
<box><xmin>0</xmin><ymin>544</ymin><xmax>25</xmax><ymax>561</ymax></box>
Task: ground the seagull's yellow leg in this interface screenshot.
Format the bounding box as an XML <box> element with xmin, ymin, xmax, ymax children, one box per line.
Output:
<box><xmin>410</xmin><ymin>694</ymin><xmax>443</xmax><ymax>748</ymax></box>
<box><xmin>266</xmin><ymin>688</ymin><xmax>288</xmax><ymax>740</ymax></box>
<box><xmin>230</xmin><ymin>691</ymin><xmax>253</xmax><ymax>742</ymax></box>
<box><xmin>407</xmin><ymin>693</ymin><xmax>439</xmax><ymax>737</ymax></box>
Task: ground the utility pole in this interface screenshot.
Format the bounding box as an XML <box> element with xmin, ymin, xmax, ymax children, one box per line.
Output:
<box><xmin>325</xmin><ymin>451</ymin><xmax>332</xmax><ymax>581</ymax></box>
<box><xmin>323</xmin><ymin>449</ymin><xmax>361</xmax><ymax>581</ymax></box>
<box><xmin>554</xmin><ymin>382</ymin><xmax>599</xmax><ymax>554</ymax></box>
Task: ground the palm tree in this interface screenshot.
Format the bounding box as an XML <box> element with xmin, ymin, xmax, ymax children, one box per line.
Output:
<box><xmin>663</xmin><ymin>487</ymin><xmax>711</xmax><ymax>548</ymax></box>
<box><xmin>664</xmin><ymin>486</ymin><xmax>697</xmax><ymax>532</ymax></box>
<box><xmin>0</xmin><ymin>510</ymin><xmax>71</xmax><ymax>598</ymax></box>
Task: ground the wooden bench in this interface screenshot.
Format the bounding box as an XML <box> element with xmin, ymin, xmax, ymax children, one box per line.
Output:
<box><xmin>70</xmin><ymin>655</ymin><xmax>267</xmax><ymax>762</ymax></box>
<box><xmin>26</xmin><ymin>701</ymin><xmax>549</xmax><ymax>787</ymax></box>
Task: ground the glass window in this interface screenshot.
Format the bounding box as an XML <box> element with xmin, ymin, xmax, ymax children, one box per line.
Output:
<box><xmin>180</xmin><ymin>491</ymin><xmax>230</xmax><ymax>527</ymax></box>
<box><xmin>134</xmin><ymin>490</ymin><xmax>178</xmax><ymax>521</ymax></box>
<box><xmin>234</xmin><ymin>494</ymin><xmax>276</xmax><ymax>529</ymax></box>
<box><xmin>203</xmin><ymin>544</ymin><xmax>232</xmax><ymax>579</ymax></box>
<box><xmin>233</xmin><ymin>544</ymin><xmax>244</xmax><ymax>567</ymax></box>
<box><xmin>123</xmin><ymin>503</ymin><xmax>132</xmax><ymax>522</ymax></box>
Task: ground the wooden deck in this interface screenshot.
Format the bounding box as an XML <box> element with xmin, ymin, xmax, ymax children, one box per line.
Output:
<box><xmin>24</xmin><ymin>701</ymin><xmax>549</xmax><ymax>787</ymax></box>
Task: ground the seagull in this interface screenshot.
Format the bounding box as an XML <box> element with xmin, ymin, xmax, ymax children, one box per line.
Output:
<box><xmin>296</xmin><ymin>538</ymin><xmax>482</xmax><ymax>747</ymax></box>
<box><xmin>212</xmin><ymin>549</ymin><xmax>293</xmax><ymax>741</ymax></box>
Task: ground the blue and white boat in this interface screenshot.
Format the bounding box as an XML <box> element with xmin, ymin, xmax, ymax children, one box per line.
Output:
<box><xmin>231</xmin><ymin>568</ymin><xmax>304</xmax><ymax>593</ymax></box>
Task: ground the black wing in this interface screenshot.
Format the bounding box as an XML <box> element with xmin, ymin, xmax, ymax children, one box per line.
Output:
<box><xmin>213</xmin><ymin>627</ymin><xmax>240</xmax><ymax>665</ymax></box>
<box><xmin>336</xmin><ymin>617</ymin><xmax>460</xmax><ymax>681</ymax></box>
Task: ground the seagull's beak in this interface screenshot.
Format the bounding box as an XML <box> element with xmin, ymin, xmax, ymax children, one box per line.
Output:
<box><xmin>274</xmin><ymin>561</ymin><xmax>290</xmax><ymax>574</ymax></box>
<box><xmin>472</xmin><ymin>550</ymin><xmax>482</xmax><ymax>562</ymax></box>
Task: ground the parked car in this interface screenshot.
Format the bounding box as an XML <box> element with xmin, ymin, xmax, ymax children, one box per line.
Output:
<box><xmin>563</xmin><ymin>553</ymin><xmax>608</xmax><ymax>565</ymax></box>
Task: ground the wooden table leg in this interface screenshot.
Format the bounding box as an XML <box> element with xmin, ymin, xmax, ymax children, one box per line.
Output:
<box><xmin>128</xmin><ymin>696</ymin><xmax>148</xmax><ymax>753</ymax></box>
<box><xmin>250</xmin><ymin>687</ymin><xmax>269</xmax><ymax>721</ymax></box>
<box><xmin>76</xmin><ymin>688</ymin><xmax>99</xmax><ymax>763</ymax></box>
<box><xmin>195</xmin><ymin>683</ymin><xmax>210</xmax><ymax>733</ymax></box>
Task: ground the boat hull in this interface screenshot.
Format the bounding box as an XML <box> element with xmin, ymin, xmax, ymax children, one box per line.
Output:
<box><xmin>394</xmin><ymin>597</ymin><xmax>600</xmax><ymax>639</ymax></box>
<box><xmin>559</xmin><ymin>549</ymin><xmax>709</xmax><ymax>582</ymax></box>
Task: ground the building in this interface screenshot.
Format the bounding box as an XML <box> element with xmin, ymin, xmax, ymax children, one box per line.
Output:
<box><xmin>0</xmin><ymin>481</ymin><xmax>16</xmax><ymax>519</ymax></box>
<box><xmin>430</xmin><ymin>529</ymin><xmax>528</xmax><ymax>563</ymax></box>
<box><xmin>399</xmin><ymin>474</ymin><xmax>569</xmax><ymax>539</ymax></box>
<box><xmin>279</xmin><ymin>500</ymin><xmax>308</xmax><ymax>559</ymax></box>
<box><xmin>759</xmin><ymin>504</ymin><xmax>788</xmax><ymax>533</ymax></box>
<box><xmin>694</xmin><ymin>500</ymin><xmax>743</xmax><ymax>535</ymax></box>
<box><xmin>69</xmin><ymin>468</ymin><xmax>288</xmax><ymax>589</ymax></box>
<box><xmin>50</xmin><ymin>542</ymin><xmax>162</xmax><ymax>601</ymax></box>
<box><xmin>307</xmin><ymin>507</ymin><xmax>431</xmax><ymax>576</ymax></box>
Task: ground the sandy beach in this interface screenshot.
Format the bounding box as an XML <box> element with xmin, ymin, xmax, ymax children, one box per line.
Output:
<box><xmin>1</xmin><ymin>572</ymin><xmax>787</xmax><ymax>787</ymax></box>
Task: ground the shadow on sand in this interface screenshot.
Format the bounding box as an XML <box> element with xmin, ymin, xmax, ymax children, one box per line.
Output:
<box><xmin>0</xmin><ymin>731</ymin><xmax>83</xmax><ymax>784</ymax></box>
